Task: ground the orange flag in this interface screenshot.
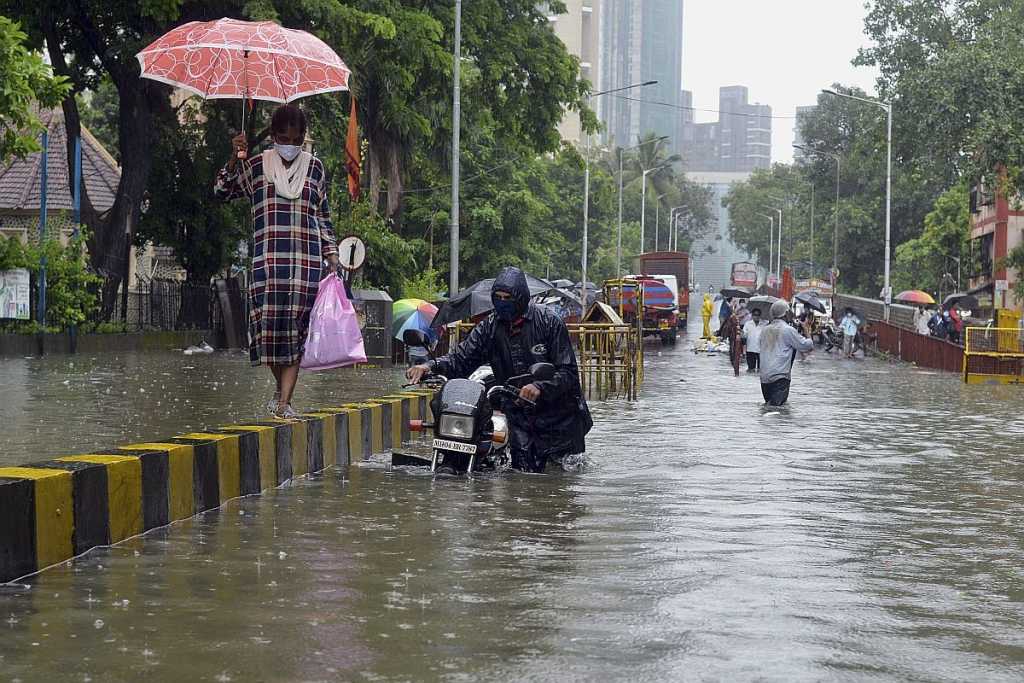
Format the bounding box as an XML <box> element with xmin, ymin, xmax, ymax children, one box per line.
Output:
<box><xmin>345</xmin><ymin>95</ymin><xmax>361</xmax><ymax>200</ymax></box>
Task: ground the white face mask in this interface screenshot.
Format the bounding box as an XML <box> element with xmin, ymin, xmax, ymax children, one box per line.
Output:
<box><xmin>274</xmin><ymin>143</ymin><xmax>302</xmax><ymax>162</ymax></box>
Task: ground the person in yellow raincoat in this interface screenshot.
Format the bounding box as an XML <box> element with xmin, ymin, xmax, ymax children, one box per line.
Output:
<box><xmin>701</xmin><ymin>294</ymin><xmax>714</xmax><ymax>339</ymax></box>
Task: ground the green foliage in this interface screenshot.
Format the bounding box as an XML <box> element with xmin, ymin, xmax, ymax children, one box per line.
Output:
<box><xmin>337</xmin><ymin>199</ymin><xmax>415</xmax><ymax>294</ymax></box>
<box><xmin>37</xmin><ymin>231</ymin><xmax>102</xmax><ymax>327</ymax></box>
<box><xmin>0</xmin><ymin>229</ymin><xmax>101</xmax><ymax>330</ymax></box>
<box><xmin>136</xmin><ymin>99</ymin><xmax>249</xmax><ymax>283</ymax></box>
<box><xmin>0</xmin><ymin>16</ymin><xmax>70</xmax><ymax>164</ymax></box>
<box><xmin>78</xmin><ymin>76</ymin><xmax>119</xmax><ymax>159</ymax></box>
<box><xmin>401</xmin><ymin>267</ymin><xmax>444</xmax><ymax>302</ymax></box>
<box><xmin>893</xmin><ymin>184</ymin><xmax>971</xmax><ymax>295</ymax></box>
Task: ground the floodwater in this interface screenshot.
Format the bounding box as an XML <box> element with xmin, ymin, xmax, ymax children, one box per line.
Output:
<box><xmin>4</xmin><ymin>322</ymin><xmax>1024</xmax><ymax>680</ymax></box>
<box><xmin>0</xmin><ymin>349</ymin><xmax>403</xmax><ymax>467</ymax></box>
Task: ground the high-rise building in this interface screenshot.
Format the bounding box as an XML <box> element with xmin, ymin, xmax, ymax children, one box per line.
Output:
<box><xmin>792</xmin><ymin>105</ymin><xmax>817</xmax><ymax>160</ymax></box>
<box><xmin>597</xmin><ymin>0</ymin><xmax>684</xmax><ymax>150</ymax></box>
<box><xmin>679</xmin><ymin>86</ymin><xmax>772</xmax><ymax>172</ymax></box>
<box><xmin>685</xmin><ymin>170</ymin><xmax>758</xmax><ymax>291</ymax></box>
<box><xmin>548</xmin><ymin>0</ymin><xmax>601</xmax><ymax>143</ymax></box>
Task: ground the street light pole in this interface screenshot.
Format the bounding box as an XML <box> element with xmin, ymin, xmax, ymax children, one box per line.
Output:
<box><xmin>795</xmin><ymin>143</ymin><xmax>841</xmax><ymax>286</ymax></box>
<box><xmin>669</xmin><ymin>206</ymin><xmax>686</xmax><ymax>251</ymax></box>
<box><xmin>582</xmin><ymin>80</ymin><xmax>657</xmax><ymax>288</ymax></box>
<box><xmin>640</xmin><ymin>164</ymin><xmax>670</xmax><ymax>255</ymax></box>
<box><xmin>655</xmin><ymin>192</ymin><xmax>667</xmax><ymax>251</ymax></box>
<box><xmin>758</xmin><ymin>213</ymin><xmax>774</xmax><ymax>279</ymax></box>
<box><xmin>449</xmin><ymin>0</ymin><xmax>462</xmax><ymax>295</ymax></box>
<box><xmin>823</xmin><ymin>88</ymin><xmax>893</xmax><ymax>319</ymax></box>
<box><xmin>616</xmin><ymin>135</ymin><xmax>669</xmax><ymax>276</ymax></box>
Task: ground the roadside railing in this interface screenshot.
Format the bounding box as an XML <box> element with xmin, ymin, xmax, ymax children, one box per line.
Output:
<box><xmin>871</xmin><ymin>320</ymin><xmax>963</xmax><ymax>373</ymax></box>
<box><xmin>963</xmin><ymin>327</ymin><xmax>1024</xmax><ymax>384</ymax></box>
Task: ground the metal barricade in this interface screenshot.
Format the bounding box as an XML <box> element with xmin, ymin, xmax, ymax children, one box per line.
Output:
<box><xmin>569</xmin><ymin>323</ymin><xmax>644</xmax><ymax>401</ymax></box>
<box><xmin>441</xmin><ymin>320</ymin><xmax>644</xmax><ymax>400</ymax></box>
<box><xmin>963</xmin><ymin>326</ymin><xmax>1024</xmax><ymax>384</ymax></box>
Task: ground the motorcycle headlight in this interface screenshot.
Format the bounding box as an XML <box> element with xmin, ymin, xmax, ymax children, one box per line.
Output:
<box><xmin>439</xmin><ymin>414</ymin><xmax>474</xmax><ymax>439</ymax></box>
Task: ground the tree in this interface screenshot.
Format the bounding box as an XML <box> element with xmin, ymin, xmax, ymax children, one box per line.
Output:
<box><xmin>893</xmin><ymin>183</ymin><xmax>971</xmax><ymax>296</ymax></box>
<box><xmin>0</xmin><ymin>16</ymin><xmax>69</xmax><ymax>164</ymax></box>
<box><xmin>78</xmin><ymin>75</ymin><xmax>118</xmax><ymax>158</ymax></box>
<box><xmin>136</xmin><ymin>99</ymin><xmax>249</xmax><ymax>286</ymax></box>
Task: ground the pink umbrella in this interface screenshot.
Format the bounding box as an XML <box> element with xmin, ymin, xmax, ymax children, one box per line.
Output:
<box><xmin>136</xmin><ymin>18</ymin><xmax>350</xmax><ymax>131</ymax></box>
<box><xmin>137</xmin><ymin>18</ymin><xmax>350</xmax><ymax>102</ymax></box>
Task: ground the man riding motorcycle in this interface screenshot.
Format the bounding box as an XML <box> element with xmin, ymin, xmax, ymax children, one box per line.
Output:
<box><xmin>406</xmin><ymin>266</ymin><xmax>593</xmax><ymax>473</ymax></box>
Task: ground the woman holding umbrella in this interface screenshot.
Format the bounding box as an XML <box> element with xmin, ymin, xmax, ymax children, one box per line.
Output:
<box><xmin>215</xmin><ymin>104</ymin><xmax>339</xmax><ymax>417</ymax></box>
<box><xmin>136</xmin><ymin>18</ymin><xmax>352</xmax><ymax>416</ymax></box>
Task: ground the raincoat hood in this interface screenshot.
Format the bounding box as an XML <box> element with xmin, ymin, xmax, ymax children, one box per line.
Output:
<box><xmin>491</xmin><ymin>266</ymin><xmax>531</xmax><ymax>318</ymax></box>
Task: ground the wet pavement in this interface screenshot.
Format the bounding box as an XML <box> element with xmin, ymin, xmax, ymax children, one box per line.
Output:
<box><xmin>4</xmin><ymin>322</ymin><xmax>1024</xmax><ymax>680</ymax></box>
<box><xmin>0</xmin><ymin>350</ymin><xmax>403</xmax><ymax>467</ymax></box>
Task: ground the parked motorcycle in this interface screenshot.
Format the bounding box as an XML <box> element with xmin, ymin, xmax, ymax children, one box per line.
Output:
<box><xmin>401</xmin><ymin>329</ymin><xmax>555</xmax><ymax>475</ymax></box>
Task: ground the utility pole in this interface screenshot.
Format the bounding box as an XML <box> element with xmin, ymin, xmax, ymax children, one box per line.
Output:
<box><xmin>449</xmin><ymin>0</ymin><xmax>462</xmax><ymax>296</ymax></box>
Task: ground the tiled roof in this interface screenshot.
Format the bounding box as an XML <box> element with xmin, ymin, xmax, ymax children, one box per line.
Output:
<box><xmin>0</xmin><ymin>108</ymin><xmax>120</xmax><ymax>213</ymax></box>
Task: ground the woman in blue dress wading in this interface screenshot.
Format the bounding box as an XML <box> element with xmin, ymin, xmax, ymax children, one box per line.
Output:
<box><xmin>215</xmin><ymin>104</ymin><xmax>339</xmax><ymax>418</ymax></box>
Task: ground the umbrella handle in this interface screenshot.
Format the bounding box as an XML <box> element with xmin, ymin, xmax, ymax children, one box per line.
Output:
<box><xmin>237</xmin><ymin>50</ymin><xmax>250</xmax><ymax>159</ymax></box>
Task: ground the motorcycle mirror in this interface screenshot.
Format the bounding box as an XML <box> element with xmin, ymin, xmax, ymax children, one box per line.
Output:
<box><xmin>529</xmin><ymin>362</ymin><xmax>555</xmax><ymax>381</ymax></box>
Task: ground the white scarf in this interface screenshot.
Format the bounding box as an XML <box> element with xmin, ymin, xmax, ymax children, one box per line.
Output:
<box><xmin>262</xmin><ymin>148</ymin><xmax>313</xmax><ymax>200</ymax></box>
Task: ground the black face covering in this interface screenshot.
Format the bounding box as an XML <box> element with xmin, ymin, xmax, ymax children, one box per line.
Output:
<box><xmin>491</xmin><ymin>267</ymin><xmax>530</xmax><ymax>320</ymax></box>
<box><xmin>493</xmin><ymin>297</ymin><xmax>518</xmax><ymax>321</ymax></box>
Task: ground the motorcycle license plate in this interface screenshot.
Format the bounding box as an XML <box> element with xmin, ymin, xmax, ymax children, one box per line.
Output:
<box><xmin>432</xmin><ymin>438</ymin><xmax>478</xmax><ymax>454</ymax></box>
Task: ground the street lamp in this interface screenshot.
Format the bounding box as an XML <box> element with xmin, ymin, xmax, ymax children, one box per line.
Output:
<box><xmin>794</xmin><ymin>143</ymin><xmax>841</xmax><ymax>284</ymax></box>
<box><xmin>765</xmin><ymin>198</ymin><xmax>784</xmax><ymax>276</ymax></box>
<box><xmin>582</xmin><ymin>80</ymin><xmax>658</xmax><ymax>288</ymax></box>
<box><xmin>655</xmin><ymin>192</ymin><xmax>667</xmax><ymax>251</ymax></box>
<box><xmin>669</xmin><ymin>206</ymin><xmax>688</xmax><ymax>251</ymax></box>
<box><xmin>823</xmin><ymin>88</ymin><xmax>893</xmax><ymax>320</ymax></box>
<box><xmin>641</xmin><ymin>164</ymin><xmax>671</xmax><ymax>255</ymax></box>
<box><xmin>617</xmin><ymin>135</ymin><xmax>669</xmax><ymax>275</ymax></box>
<box><xmin>757</xmin><ymin>213</ymin><xmax>775</xmax><ymax>279</ymax></box>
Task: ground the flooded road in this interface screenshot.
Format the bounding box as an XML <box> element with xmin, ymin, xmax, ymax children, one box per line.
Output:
<box><xmin>4</xmin><ymin>330</ymin><xmax>1024</xmax><ymax>680</ymax></box>
<box><xmin>0</xmin><ymin>350</ymin><xmax>402</xmax><ymax>466</ymax></box>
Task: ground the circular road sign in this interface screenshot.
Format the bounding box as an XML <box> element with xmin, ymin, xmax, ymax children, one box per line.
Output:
<box><xmin>337</xmin><ymin>235</ymin><xmax>366</xmax><ymax>272</ymax></box>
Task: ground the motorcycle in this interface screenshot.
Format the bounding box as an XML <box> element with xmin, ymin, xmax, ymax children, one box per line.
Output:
<box><xmin>400</xmin><ymin>329</ymin><xmax>555</xmax><ymax>475</ymax></box>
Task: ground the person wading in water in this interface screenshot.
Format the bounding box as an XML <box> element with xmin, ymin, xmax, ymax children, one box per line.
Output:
<box><xmin>758</xmin><ymin>300</ymin><xmax>813</xmax><ymax>406</ymax></box>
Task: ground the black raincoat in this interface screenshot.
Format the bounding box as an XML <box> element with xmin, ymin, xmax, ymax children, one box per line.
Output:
<box><xmin>431</xmin><ymin>267</ymin><xmax>593</xmax><ymax>472</ymax></box>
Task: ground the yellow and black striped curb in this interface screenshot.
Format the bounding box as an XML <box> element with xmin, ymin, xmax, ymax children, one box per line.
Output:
<box><xmin>0</xmin><ymin>389</ymin><xmax>435</xmax><ymax>583</ymax></box>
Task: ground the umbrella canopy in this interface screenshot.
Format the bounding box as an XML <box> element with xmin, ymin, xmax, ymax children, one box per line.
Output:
<box><xmin>720</xmin><ymin>287</ymin><xmax>753</xmax><ymax>300</ymax></box>
<box><xmin>747</xmin><ymin>295</ymin><xmax>778</xmax><ymax>316</ymax></box>
<box><xmin>392</xmin><ymin>299</ymin><xmax>439</xmax><ymax>342</ymax></box>
<box><xmin>942</xmin><ymin>293</ymin><xmax>979</xmax><ymax>310</ymax></box>
<box><xmin>136</xmin><ymin>18</ymin><xmax>350</xmax><ymax>103</ymax></box>
<box><xmin>550</xmin><ymin>279</ymin><xmax>574</xmax><ymax>289</ymax></box>
<box><xmin>895</xmin><ymin>289</ymin><xmax>936</xmax><ymax>305</ymax></box>
<box><xmin>431</xmin><ymin>273</ymin><xmax>554</xmax><ymax>327</ymax></box>
<box><xmin>794</xmin><ymin>291</ymin><xmax>826</xmax><ymax>314</ymax></box>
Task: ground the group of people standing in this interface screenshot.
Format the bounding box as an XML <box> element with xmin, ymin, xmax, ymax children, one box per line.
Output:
<box><xmin>914</xmin><ymin>306</ymin><xmax>963</xmax><ymax>343</ymax></box>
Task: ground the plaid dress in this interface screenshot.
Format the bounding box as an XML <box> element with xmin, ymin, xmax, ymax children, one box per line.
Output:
<box><xmin>215</xmin><ymin>152</ymin><xmax>338</xmax><ymax>366</ymax></box>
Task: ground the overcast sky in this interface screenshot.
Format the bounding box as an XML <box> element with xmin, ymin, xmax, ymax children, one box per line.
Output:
<box><xmin>681</xmin><ymin>0</ymin><xmax>880</xmax><ymax>164</ymax></box>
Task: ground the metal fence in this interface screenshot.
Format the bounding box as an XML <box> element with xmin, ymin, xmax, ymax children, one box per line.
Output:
<box><xmin>101</xmin><ymin>278</ymin><xmax>223</xmax><ymax>333</ymax></box>
<box><xmin>963</xmin><ymin>326</ymin><xmax>1024</xmax><ymax>384</ymax></box>
<box><xmin>872</xmin><ymin>320</ymin><xmax>964</xmax><ymax>373</ymax></box>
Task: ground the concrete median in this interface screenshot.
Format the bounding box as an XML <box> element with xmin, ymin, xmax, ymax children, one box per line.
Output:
<box><xmin>0</xmin><ymin>391</ymin><xmax>424</xmax><ymax>583</ymax></box>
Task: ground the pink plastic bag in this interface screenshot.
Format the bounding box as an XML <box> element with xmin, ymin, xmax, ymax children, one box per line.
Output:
<box><xmin>301</xmin><ymin>275</ymin><xmax>367</xmax><ymax>371</ymax></box>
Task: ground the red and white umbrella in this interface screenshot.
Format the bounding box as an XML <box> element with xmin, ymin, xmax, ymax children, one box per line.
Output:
<box><xmin>136</xmin><ymin>18</ymin><xmax>350</xmax><ymax>103</ymax></box>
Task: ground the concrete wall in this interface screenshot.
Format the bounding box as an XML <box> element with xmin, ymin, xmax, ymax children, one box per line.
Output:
<box><xmin>0</xmin><ymin>390</ymin><xmax>434</xmax><ymax>583</ymax></box>
<box><xmin>0</xmin><ymin>330</ymin><xmax>212</xmax><ymax>356</ymax></box>
<box><xmin>833</xmin><ymin>293</ymin><xmax>917</xmax><ymax>329</ymax></box>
